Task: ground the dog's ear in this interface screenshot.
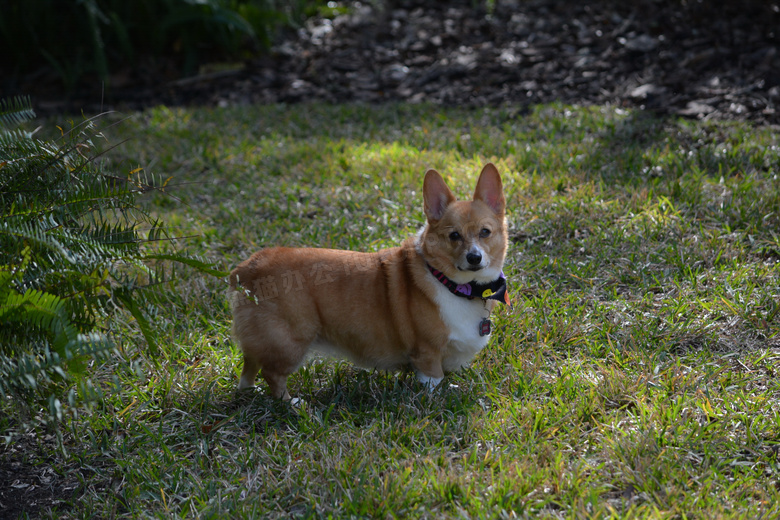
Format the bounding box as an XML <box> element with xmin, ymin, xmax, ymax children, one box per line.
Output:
<box><xmin>423</xmin><ymin>169</ymin><xmax>456</xmax><ymax>222</ymax></box>
<box><xmin>473</xmin><ymin>163</ymin><xmax>505</xmax><ymax>215</ymax></box>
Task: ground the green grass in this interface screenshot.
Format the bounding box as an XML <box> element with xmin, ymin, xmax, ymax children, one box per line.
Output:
<box><xmin>15</xmin><ymin>103</ymin><xmax>780</xmax><ymax>518</ymax></box>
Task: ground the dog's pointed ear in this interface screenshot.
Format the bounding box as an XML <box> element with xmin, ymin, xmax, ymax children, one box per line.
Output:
<box><xmin>423</xmin><ymin>169</ymin><xmax>456</xmax><ymax>222</ymax></box>
<box><xmin>473</xmin><ymin>163</ymin><xmax>505</xmax><ymax>215</ymax></box>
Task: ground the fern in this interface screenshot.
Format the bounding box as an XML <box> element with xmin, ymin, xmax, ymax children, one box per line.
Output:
<box><xmin>0</xmin><ymin>96</ymin><xmax>225</xmax><ymax>436</ymax></box>
<box><xmin>0</xmin><ymin>95</ymin><xmax>35</xmax><ymax>129</ymax></box>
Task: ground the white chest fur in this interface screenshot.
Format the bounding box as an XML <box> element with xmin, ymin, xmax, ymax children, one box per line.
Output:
<box><xmin>428</xmin><ymin>275</ymin><xmax>491</xmax><ymax>372</ymax></box>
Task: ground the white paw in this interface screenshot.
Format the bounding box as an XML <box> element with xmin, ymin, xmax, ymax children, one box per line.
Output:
<box><xmin>417</xmin><ymin>373</ymin><xmax>443</xmax><ymax>391</ymax></box>
<box><xmin>237</xmin><ymin>376</ymin><xmax>256</xmax><ymax>391</ymax></box>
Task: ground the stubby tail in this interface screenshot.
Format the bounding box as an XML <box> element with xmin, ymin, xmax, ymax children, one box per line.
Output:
<box><xmin>228</xmin><ymin>270</ymin><xmax>239</xmax><ymax>290</ymax></box>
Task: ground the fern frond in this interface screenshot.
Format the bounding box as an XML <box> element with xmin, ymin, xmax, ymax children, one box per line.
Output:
<box><xmin>1</xmin><ymin>96</ymin><xmax>224</xmax><ymax>436</ymax></box>
<box><xmin>0</xmin><ymin>346</ymin><xmax>63</xmax><ymax>396</ymax></box>
<box><xmin>0</xmin><ymin>96</ymin><xmax>35</xmax><ymax>130</ymax></box>
<box><xmin>0</xmin><ymin>128</ymin><xmax>37</xmax><ymax>157</ymax></box>
<box><xmin>0</xmin><ymin>218</ymin><xmax>74</xmax><ymax>264</ymax></box>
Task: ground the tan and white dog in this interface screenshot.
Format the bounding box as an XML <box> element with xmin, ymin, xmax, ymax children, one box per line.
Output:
<box><xmin>229</xmin><ymin>163</ymin><xmax>510</xmax><ymax>399</ymax></box>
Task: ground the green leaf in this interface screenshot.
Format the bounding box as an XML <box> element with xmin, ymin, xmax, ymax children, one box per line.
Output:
<box><xmin>113</xmin><ymin>288</ymin><xmax>159</xmax><ymax>358</ymax></box>
<box><xmin>144</xmin><ymin>253</ymin><xmax>229</xmax><ymax>277</ymax></box>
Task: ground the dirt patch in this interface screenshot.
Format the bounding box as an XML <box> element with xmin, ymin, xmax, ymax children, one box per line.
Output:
<box><xmin>0</xmin><ymin>434</ymin><xmax>75</xmax><ymax>519</ymax></box>
<box><xmin>15</xmin><ymin>0</ymin><xmax>779</xmax><ymax>125</ymax></box>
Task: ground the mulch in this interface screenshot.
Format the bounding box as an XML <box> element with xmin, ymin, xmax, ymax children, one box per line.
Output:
<box><xmin>13</xmin><ymin>0</ymin><xmax>780</xmax><ymax>125</ymax></box>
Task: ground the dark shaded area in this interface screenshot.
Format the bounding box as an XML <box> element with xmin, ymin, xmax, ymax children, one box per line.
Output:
<box><xmin>0</xmin><ymin>433</ymin><xmax>75</xmax><ymax>519</ymax></box>
<box><xmin>5</xmin><ymin>0</ymin><xmax>779</xmax><ymax>124</ymax></box>
<box><xmin>0</xmin><ymin>0</ymin><xmax>311</xmax><ymax>111</ymax></box>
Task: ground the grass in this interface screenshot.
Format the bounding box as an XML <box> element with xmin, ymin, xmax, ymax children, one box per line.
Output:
<box><xmin>9</xmin><ymin>102</ymin><xmax>780</xmax><ymax>518</ymax></box>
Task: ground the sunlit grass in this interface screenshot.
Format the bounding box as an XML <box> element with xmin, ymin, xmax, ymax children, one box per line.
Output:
<box><xmin>23</xmin><ymin>102</ymin><xmax>780</xmax><ymax>518</ymax></box>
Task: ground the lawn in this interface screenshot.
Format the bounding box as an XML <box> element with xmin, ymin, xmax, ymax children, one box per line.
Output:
<box><xmin>13</xmin><ymin>102</ymin><xmax>780</xmax><ymax>518</ymax></box>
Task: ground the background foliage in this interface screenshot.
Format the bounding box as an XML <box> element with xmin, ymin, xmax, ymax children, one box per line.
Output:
<box><xmin>0</xmin><ymin>0</ymin><xmax>324</xmax><ymax>91</ymax></box>
<box><xmin>0</xmin><ymin>97</ymin><xmax>220</xmax><ymax>435</ymax></box>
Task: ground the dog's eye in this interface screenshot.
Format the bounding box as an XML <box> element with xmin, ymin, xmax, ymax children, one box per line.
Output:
<box><xmin>449</xmin><ymin>231</ymin><xmax>461</xmax><ymax>241</ymax></box>
<box><xmin>479</xmin><ymin>228</ymin><xmax>491</xmax><ymax>238</ymax></box>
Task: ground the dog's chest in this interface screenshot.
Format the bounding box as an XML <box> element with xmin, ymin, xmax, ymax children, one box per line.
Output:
<box><xmin>428</xmin><ymin>280</ymin><xmax>491</xmax><ymax>370</ymax></box>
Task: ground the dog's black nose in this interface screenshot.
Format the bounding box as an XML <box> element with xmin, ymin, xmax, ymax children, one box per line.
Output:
<box><xmin>466</xmin><ymin>251</ymin><xmax>482</xmax><ymax>266</ymax></box>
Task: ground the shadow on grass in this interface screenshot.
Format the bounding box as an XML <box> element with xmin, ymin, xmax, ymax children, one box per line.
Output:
<box><xmin>222</xmin><ymin>364</ymin><xmax>485</xmax><ymax>432</ymax></box>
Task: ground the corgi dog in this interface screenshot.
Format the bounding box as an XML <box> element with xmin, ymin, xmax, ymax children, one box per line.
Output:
<box><xmin>229</xmin><ymin>163</ymin><xmax>510</xmax><ymax>400</ymax></box>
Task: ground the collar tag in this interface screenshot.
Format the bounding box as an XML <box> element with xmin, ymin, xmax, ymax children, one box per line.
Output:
<box><xmin>479</xmin><ymin>317</ymin><xmax>492</xmax><ymax>336</ymax></box>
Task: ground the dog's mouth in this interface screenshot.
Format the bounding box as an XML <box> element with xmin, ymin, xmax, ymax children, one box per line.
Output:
<box><xmin>458</xmin><ymin>264</ymin><xmax>485</xmax><ymax>272</ymax></box>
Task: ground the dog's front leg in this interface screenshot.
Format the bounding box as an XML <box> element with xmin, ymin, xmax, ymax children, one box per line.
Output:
<box><xmin>416</xmin><ymin>372</ymin><xmax>444</xmax><ymax>390</ymax></box>
<box><xmin>411</xmin><ymin>349</ymin><xmax>445</xmax><ymax>391</ymax></box>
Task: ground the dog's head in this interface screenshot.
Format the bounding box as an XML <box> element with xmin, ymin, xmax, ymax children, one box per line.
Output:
<box><xmin>419</xmin><ymin>163</ymin><xmax>508</xmax><ymax>284</ymax></box>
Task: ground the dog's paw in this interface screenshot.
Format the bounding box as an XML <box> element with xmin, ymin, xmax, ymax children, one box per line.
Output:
<box><xmin>416</xmin><ymin>373</ymin><xmax>444</xmax><ymax>391</ymax></box>
<box><xmin>237</xmin><ymin>377</ymin><xmax>258</xmax><ymax>391</ymax></box>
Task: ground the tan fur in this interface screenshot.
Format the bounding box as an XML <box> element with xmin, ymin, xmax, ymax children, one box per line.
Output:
<box><xmin>229</xmin><ymin>163</ymin><xmax>507</xmax><ymax>399</ymax></box>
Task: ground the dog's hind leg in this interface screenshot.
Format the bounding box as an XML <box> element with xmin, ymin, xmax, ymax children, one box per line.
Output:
<box><xmin>262</xmin><ymin>370</ymin><xmax>293</xmax><ymax>401</ymax></box>
<box><xmin>238</xmin><ymin>326</ymin><xmax>311</xmax><ymax>400</ymax></box>
<box><xmin>238</xmin><ymin>354</ymin><xmax>262</xmax><ymax>391</ymax></box>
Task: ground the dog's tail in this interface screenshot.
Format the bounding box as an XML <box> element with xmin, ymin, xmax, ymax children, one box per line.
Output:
<box><xmin>228</xmin><ymin>268</ymin><xmax>241</xmax><ymax>291</ymax></box>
